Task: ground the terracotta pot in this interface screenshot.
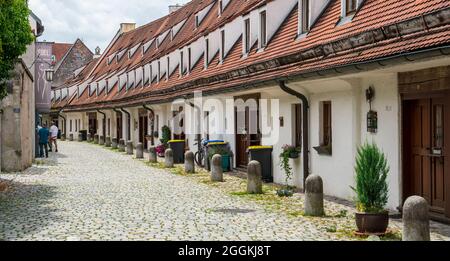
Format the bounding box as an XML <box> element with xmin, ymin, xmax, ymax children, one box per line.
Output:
<box><xmin>355</xmin><ymin>212</ymin><xmax>389</xmax><ymax>235</ymax></box>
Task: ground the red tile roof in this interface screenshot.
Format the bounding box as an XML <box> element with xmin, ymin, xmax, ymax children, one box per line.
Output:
<box><xmin>53</xmin><ymin>0</ymin><xmax>450</xmax><ymax>111</ymax></box>
<box><xmin>52</xmin><ymin>43</ymin><xmax>73</xmax><ymax>63</ymax></box>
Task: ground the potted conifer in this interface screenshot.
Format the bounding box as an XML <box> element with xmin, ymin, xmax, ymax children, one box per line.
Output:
<box><xmin>351</xmin><ymin>142</ymin><xmax>390</xmax><ymax>235</ymax></box>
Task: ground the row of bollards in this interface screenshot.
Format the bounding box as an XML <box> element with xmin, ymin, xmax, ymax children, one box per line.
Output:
<box><xmin>72</xmin><ymin>138</ymin><xmax>433</xmax><ymax>241</ymax></box>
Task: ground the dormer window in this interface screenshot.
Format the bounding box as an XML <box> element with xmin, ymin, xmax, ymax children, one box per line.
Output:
<box><xmin>180</xmin><ymin>51</ymin><xmax>184</xmax><ymax>76</ymax></box>
<box><xmin>187</xmin><ymin>47</ymin><xmax>192</xmax><ymax>74</ymax></box>
<box><xmin>299</xmin><ymin>0</ymin><xmax>310</xmax><ymax>35</ymax></box>
<box><xmin>345</xmin><ymin>0</ymin><xmax>357</xmax><ymax>16</ymax></box>
<box><xmin>220</xmin><ymin>30</ymin><xmax>225</xmax><ymax>63</ymax></box>
<box><xmin>218</xmin><ymin>0</ymin><xmax>223</xmax><ymax>16</ymax></box>
<box><xmin>166</xmin><ymin>56</ymin><xmax>170</xmax><ymax>81</ymax></box>
<box><xmin>259</xmin><ymin>10</ymin><xmax>267</xmax><ymax>49</ymax></box>
<box><xmin>195</xmin><ymin>15</ymin><xmax>200</xmax><ymax>28</ymax></box>
<box><xmin>243</xmin><ymin>18</ymin><xmax>251</xmax><ymax>55</ymax></box>
<box><xmin>157</xmin><ymin>60</ymin><xmax>161</xmax><ymax>82</ymax></box>
<box><xmin>204</xmin><ymin>38</ymin><xmax>210</xmax><ymax>69</ymax></box>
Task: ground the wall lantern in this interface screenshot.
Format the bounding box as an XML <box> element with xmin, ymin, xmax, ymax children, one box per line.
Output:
<box><xmin>366</xmin><ymin>86</ymin><xmax>377</xmax><ymax>133</ymax></box>
<box><xmin>45</xmin><ymin>69</ymin><xmax>54</xmax><ymax>82</ymax></box>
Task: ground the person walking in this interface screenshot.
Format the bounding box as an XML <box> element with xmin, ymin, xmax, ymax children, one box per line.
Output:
<box><xmin>49</xmin><ymin>122</ymin><xmax>59</xmax><ymax>153</ymax></box>
<box><xmin>38</xmin><ymin>123</ymin><xmax>50</xmax><ymax>158</ymax></box>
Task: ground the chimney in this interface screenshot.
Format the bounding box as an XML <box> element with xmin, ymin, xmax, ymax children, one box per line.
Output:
<box><xmin>169</xmin><ymin>4</ymin><xmax>183</xmax><ymax>14</ymax></box>
<box><xmin>119</xmin><ymin>23</ymin><xmax>136</xmax><ymax>34</ymax></box>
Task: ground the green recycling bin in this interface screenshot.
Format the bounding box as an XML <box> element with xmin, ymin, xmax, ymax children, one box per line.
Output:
<box><xmin>206</xmin><ymin>142</ymin><xmax>231</xmax><ymax>172</ymax></box>
<box><xmin>168</xmin><ymin>140</ymin><xmax>185</xmax><ymax>164</ymax></box>
<box><xmin>248</xmin><ymin>146</ymin><xmax>273</xmax><ymax>183</ymax></box>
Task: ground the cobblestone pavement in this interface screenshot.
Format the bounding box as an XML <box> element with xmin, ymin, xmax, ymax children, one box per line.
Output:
<box><xmin>1</xmin><ymin>141</ymin><xmax>449</xmax><ymax>241</ymax></box>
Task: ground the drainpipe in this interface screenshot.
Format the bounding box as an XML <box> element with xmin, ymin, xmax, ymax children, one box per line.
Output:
<box><xmin>120</xmin><ymin>108</ymin><xmax>131</xmax><ymax>141</ymax></box>
<box><xmin>279</xmin><ymin>80</ymin><xmax>310</xmax><ymax>189</ymax></box>
<box><xmin>142</xmin><ymin>104</ymin><xmax>155</xmax><ymax>146</ymax></box>
<box><xmin>57</xmin><ymin>109</ymin><xmax>66</xmax><ymax>134</ymax></box>
<box><xmin>186</xmin><ymin>100</ymin><xmax>202</xmax><ymax>153</ymax></box>
<box><xmin>97</xmin><ymin>109</ymin><xmax>107</xmax><ymax>138</ymax></box>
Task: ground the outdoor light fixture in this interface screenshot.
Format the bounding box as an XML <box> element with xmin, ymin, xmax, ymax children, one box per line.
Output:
<box><xmin>366</xmin><ymin>86</ymin><xmax>378</xmax><ymax>133</ymax></box>
<box><xmin>45</xmin><ymin>69</ymin><xmax>55</xmax><ymax>82</ymax></box>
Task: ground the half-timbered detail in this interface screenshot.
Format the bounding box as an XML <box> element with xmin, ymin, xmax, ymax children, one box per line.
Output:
<box><xmin>51</xmin><ymin>0</ymin><xmax>450</xmax><ymax>221</ymax></box>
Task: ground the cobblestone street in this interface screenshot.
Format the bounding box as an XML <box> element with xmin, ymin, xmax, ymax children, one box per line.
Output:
<box><xmin>1</xmin><ymin>141</ymin><xmax>449</xmax><ymax>241</ymax></box>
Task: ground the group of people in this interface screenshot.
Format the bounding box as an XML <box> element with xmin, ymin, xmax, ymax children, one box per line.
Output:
<box><xmin>37</xmin><ymin>122</ymin><xmax>59</xmax><ymax>158</ymax></box>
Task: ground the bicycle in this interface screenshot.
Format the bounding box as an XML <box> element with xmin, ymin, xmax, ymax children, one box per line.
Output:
<box><xmin>194</xmin><ymin>139</ymin><xmax>207</xmax><ymax>167</ymax></box>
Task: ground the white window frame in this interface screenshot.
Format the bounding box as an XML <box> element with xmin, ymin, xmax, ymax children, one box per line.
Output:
<box><xmin>298</xmin><ymin>0</ymin><xmax>310</xmax><ymax>36</ymax></box>
<box><xmin>258</xmin><ymin>8</ymin><xmax>268</xmax><ymax>51</ymax></box>
<box><xmin>243</xmin><ymin>16</ymin><xmax>251</xmax><ymax>56</ymax></box>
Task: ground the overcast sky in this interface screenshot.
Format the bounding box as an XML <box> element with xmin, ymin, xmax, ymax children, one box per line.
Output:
<box><xmin>29</xmin><ymin>0</ymin><xmax>191</xmax><ymax>53</ymax></box>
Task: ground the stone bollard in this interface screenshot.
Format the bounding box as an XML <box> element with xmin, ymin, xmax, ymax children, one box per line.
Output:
<box><xmin>211</xmin><ymin>154</ymin><xmax>223</xmax><ymax>182</ymax></box>
<box><xmin>69</xmin><ymin>134</ymin><xmax>74</xmax><ymax>141</ymax></box>
<box><xmin>78</xmin><ymin>133</ymin><xmax>83</xmax><ymax>142</ymax></box>
<box><xmin>99</xmin><ymin>136</ymin><xmax>105</xmax><ymax>146</ymax></box>
<box><xmin>118</xmin><ymin>139</ymin><xmax>125</xmax><ymax>152</ymax></box>
<box><xmin>165</xmin><ymin>149</ymin><xmax>174</xmax><ymax>168</ymax></box>
<box><xmin>94</xmin><ymin>134</ymin><xmax>99</xmax><ymax>144</ymax></box>
<box><xmin>148</xmin><ymin>146</ymin><xmax>157</xmax><ymax>163</ymax></box>
<box><xmin>185</xmin><ymin>151</ymin><xmax>195</xmax><ymax>174</ymax></box>
<box><xmin>105</xmin><ymin>136</ymin><xmax>112</xmax><ymax>147</ymax></box>
<box><xmin>304</xmin><ymin>175</ymin><xmax>325</xmax><ymax>217</ymax></box>
<box><xmin>87</xmin><ymin>133</ymin><xmax>92</xmax><ymax>142</ymax></box>
<box><xmin>136</xmin><ymin>143</ymin><xmax>144</xmax><ymax>159</ymax></box>
<box><xmin>111</xmin><ymin>138</ymin><xmax>118</xmax><ymax>149</ymax></box>
<box><xmin>61</xmin><ymin>134</ymin><xmax>66</xmax><ymax>141</ymax></box>
<box><xmin>247</xmin><ymin>161</ymin><xmax>263</xmax><ymax>194</ymax></box>
<box><xmin>402</xmin><ymin>196</ymin><xmax>430</xmax><ymax>241</ymax></box>
<box><xmin>126</xmin><ymin>141</ymin><xmax>133</xmax><ymax>155</ymax></box>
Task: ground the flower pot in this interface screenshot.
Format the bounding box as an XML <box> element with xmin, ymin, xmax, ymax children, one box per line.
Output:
<box><xmin>355</xmin><ymin>212</ymin><xmax>389</xmax><ymax>235</ymax></box>
<box><xmin>289</xmin><ymin>151</ymin><xmax>300</xmax><ymax>159</ymax></box>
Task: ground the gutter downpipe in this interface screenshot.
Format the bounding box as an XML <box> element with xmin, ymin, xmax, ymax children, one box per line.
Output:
<box><xmin>120</xmin><ymin>108</ymin><xmax>131</xmax><ymax>141</ymax></box>
<box><xmin>186</xmin><ymin>100</ymin><xmax>203</xmax><ymax>153</ymax></box>
<box><xmin>142</xmin><ymin>104</ymin><xmax>155</xmax><ymax>146</ymax></box>
<box><xmin>97</xmin><ymin>109</ymin><xmax>107</xmax><ymax>139</ymax></box>
<box><xmin>279</xmin><ymin>80</ymin><xmax>310</xmax><ymax>190</ymax></box>
<box><xmin>58</xmin><ymin>109</ymin><xmax>67</xmax><ymax>136</ymax></box>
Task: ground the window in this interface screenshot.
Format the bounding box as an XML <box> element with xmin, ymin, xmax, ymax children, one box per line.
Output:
<box><xmin>167</xmin><ymin>56</ymin><xmax>170</xmax><ymax>80</ymax></box>
<box><xmin>244</xmin><ymin>18</ymin><xmax>251</xmax><ymax>54</ymax></box>
<box><xmin>345</xmin><ymin>0</ymin><xmax>357</xmax><ymax>16</ymax></box>
<box><xmin>188</xmin><ymin>47</ymin><xmax>192</xmax><ymax>73</ymax></box>
<box><xmin>205</xmin><ymin>38</ymin><xmax>210</xmax><ymax>68</ymax></box>
<box><xmin>321</xmin><ymin>101</ymin><xmax>332</xmax><ymax>147</ymax></box>
<box><xmin>259</xmin><ymin>11</ymin><xmax>267</xmax><ymax>48</ymax></box>
<box><xmin>300</xmin><ymin>0</ymin><xmax>310</xmax><ymax>34</ymax></box>
<box><xmin>294</xmin><ymin>104</ymin><xmax>302</xmax><ymax>148</ymax></box>
<box><xmin>180</xmin><ymin>50</ymin><xmax>184</xmax><ymax>75</ymax></box>
<box><xmin>220</xmin><ymin>30</ymin><xmax>225</xmax><ymax>62</ymax></box>
<box><xmin>157</xmin><ymin>60</ymin><xmax>161</xmax><ymax>82</ymax></box>
<box><xmin>218</xmin><ymin>0</ymin><xmax>223</xmax><ymax>16</ymax></box>
<box><xmin>195</xmin><ymin>15</ymin><xmax>200</xmax><ymax>28</ymax></box>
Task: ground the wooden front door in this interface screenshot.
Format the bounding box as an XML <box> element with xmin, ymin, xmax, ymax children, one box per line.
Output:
<box><xmin>235</xmin><ymin>94</ymin><xmax>261</xmax><ymax>168</ymax></box>
<box><xmin>139</xmin><ymin>111</ymin><xmax>149</xmax><ymax>150</ymax></box>
<box><xmin>403</xmin><ymin>94</ymin><xmax>450</xmax><ymax>217</ymax></box>
<box><xmin>88</xmin><ymin>113</ymin><xmax>97</xmax><ymax>136</ymax></box>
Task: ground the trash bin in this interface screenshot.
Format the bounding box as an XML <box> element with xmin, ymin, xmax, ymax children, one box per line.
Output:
<box><xmin>206</xmin><ymin>141</ymin><xmax>231</xmax><ymax>172</ymax></box>
<box><xmin>168</xmin><ymin>140</ymin><xmax>185</xmax><ymax>164</ymax></box>
<box><xmin>79</xmin><ymin>130</ymin><xmax>88</xmax><ymax>141</ymax></box>
<box><xmin>248</xmin><ymin>146</ymin><xmax>273</xmax><ymax>183</ymax></box>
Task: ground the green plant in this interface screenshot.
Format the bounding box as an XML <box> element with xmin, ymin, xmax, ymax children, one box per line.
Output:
<box><xmin>0</xmin><ymin>0</ymin><xmax>35</xmax><ymax>100</ymax></box>
<box><xmin>160</xmin><ymin>125</ymin><xmax>171</xmax><ymax>146</ymax></box>
<box><xmin>278</xmin><ymin>145</ymin><xmax>300</xmax><ymax>195</ymax></box>
<box><xmin>351</xmin><ymin>142</ymin><xmax>389</xmax><ymax>213</ymax></box>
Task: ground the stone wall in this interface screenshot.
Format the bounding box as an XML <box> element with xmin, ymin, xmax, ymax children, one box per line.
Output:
<box><xmin>0</xmin><ymin>62</ymin><xmax>34</xmax><ymax>172</ymax></box>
